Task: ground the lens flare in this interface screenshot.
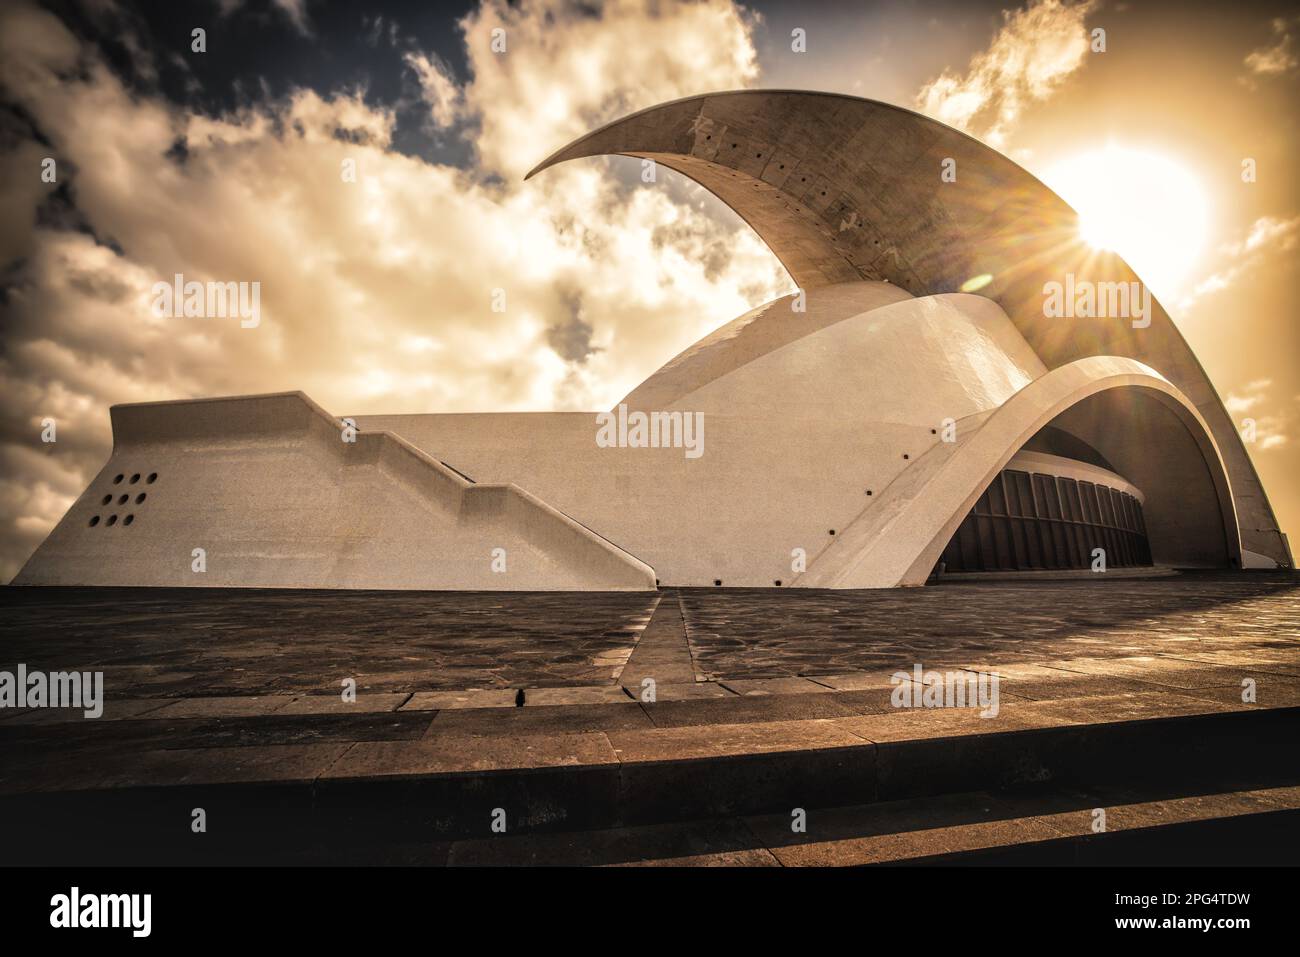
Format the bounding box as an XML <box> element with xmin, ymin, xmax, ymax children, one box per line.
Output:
<box><xmin>1041</xmin><ymin>145</ymin><xmax>1209</xmax><ymax>302</ymax></box>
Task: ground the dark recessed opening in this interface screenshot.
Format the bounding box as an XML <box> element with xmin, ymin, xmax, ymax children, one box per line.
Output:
<box><xmin>113</xmin><ymin>474</ymin><xmax>123</xmax><ymax>484</ymax></box>
<box><xmin>829</xmin><ymin>529</ymin><xmax>836</xmax><ymax>536</ymax></box>
<box><xmin>101</xmin><ymin>495</ymin><xmax>111</xmax><ymax>506</ymax></box>
<box><xmin>774</xmin><ymin>579</ymin><xmax>782</xmax><ymax>587</ymax></box>
<box><xmin>117</xmin><ymin>494</ymin><xmax>128</xmax><ymax>505</ymax></box>
<box><xmin>123</xmin><ymin>514</ymin><xmax>134</xmax><ymax>526</ymax></box>
<box><xmin>930</xmin><ymin>428</ymin><xmax>937</xmax><ymax>435</ymax></box>
<box><xmin>136</xmin><ymin>493</ymin><xmax>146</xmax><ymax>504</ymax></box>
<box><xmin>713</xmin><ymin>579</ymin><xmax>722</xmax><ymax>586</ymax></box>
<box><xmin>147</xmin><ymin>473</ymin><xmax>158</xmax><ymax>484</ymax></box>
<box><xmin>866</xmin><ymin>490</ymin><xmax>873</xmax><ymax>496</ymax></box>
<box><xmin>731</xmin><ymin>143</ymin><xmax>737</xmax><ymax>148</ymax></box>
<box><xmin>129</xmin><ymin>473</ymin><xmax>140</xmax><ymax>484</ymax></box>
<box><xmin>756</xmin><ymin>153</ymin><xmax>762</xmax><ymax>158</ymax></box>
<box><xmin>778</xmin><ymin>163</ymin><xmax>785</xmax><ymax>169</ymax></box>
<box><xmin>88</xmin><ymin>516</ymin><xmax>99</xmax><ymax>527</ymax></box>
<box><xmin>903</xmin><ymin>453</ymin><xmax>910</xmax><ymax>460</ymax></box>
<box><xmin>107</xmin><ymin>515</ymin><xmax>118</xmax><ymax>526</ymax></box>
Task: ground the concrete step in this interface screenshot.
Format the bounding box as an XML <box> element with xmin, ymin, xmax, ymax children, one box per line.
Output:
<box><xmin>440</xmin><ymin>783</ymin><xmax>1300</xmax><ymax>867</ymax></box>
<box><xmin>2</xmin><ymin>699</ymin><xmax>1297</xmax><ymax>864</ymax></box>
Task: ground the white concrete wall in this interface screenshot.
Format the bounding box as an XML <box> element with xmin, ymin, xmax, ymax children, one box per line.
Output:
<box><xmin>14</xmin><ymin>392</ymin><xmax>656</xmax><ymax>590</ymax></box>
<box><xmin>358</xmin><ymin>287</ymin><xmax>1051</xmax><ymax>587</ymax></box>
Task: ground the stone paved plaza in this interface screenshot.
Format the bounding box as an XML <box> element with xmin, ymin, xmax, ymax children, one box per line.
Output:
<box><xmin>2</xmin><ymin>572</ymin><xmax>1298</xmax><ymax>865</ymax></box>
<box><xmin>1</xmin><ymin>574</ymin><xmax>1295</xmax><ymax>697</ymax></box>
<box><xmin>680</xmin><ymin>574</ymin><xmax>1300</xmax><ymax>680</ymax></box>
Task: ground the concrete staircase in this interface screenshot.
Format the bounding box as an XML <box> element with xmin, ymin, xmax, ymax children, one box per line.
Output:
<box><xmin>4</xmin><ymin>694</ymin><xmax>1297</xmax><ymax>865</ymax></box>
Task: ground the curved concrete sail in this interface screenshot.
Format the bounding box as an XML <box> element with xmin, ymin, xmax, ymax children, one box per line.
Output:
<box><xmin>529</xmin><ymin>90</ymin><xmax>1288</xmax><ymax>566</ymax></box>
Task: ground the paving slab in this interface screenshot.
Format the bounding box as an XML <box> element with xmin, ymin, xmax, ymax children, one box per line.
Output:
<box><xmin>0</xmin><ymin>698</ymin><xmax>174</xmax><ymax>725</ymax></box>
<box><xmin>608</xmin><ymin>717</ymin><xmax>870</xmax><ymax>763</ymax></box>
<box><xmin>1</xmin><ymin>742</ymin><xmax>353</xmax><ymax>794</ymax></box>
<box><xmin>1184</xmin><ymin>678</ymin><xmax>1300</xmax><ymax>708</ymax></box>
<box><xmin>1020</xmin><ymin>691</ymin><xmax>1245</xmax><ymax>726</ymax></box>
<box><xmin>808</xmin><ymin>671</ymin><xmax>919</xmax><ymax>691</ymax></box>
<box><xmin>321</xmin><ymin>732</ymin><xmax>619</xmax><ymax>782</ymax></box>
<box><xmin>523</xmin><ymin>686</ymin><xmax>633</xmax><ymax>707</ymax></box>
<box><xmin>720</xmin><ymin>677</ymin><xmax>835</xmax><ymax>696</ymax></box>
<box><xmin>427</xmin><ymin>702</ymin><xmax>654</xmax><ymax>737</ymax></box>
<box><xmin>146</xmin><ymin>695</ymin><xmax>298</xmax><ymax>719</ymax></box>
<box><xmin>276</xmin><ymin>693</ymin><xmax>411</xmax><ymax>715</ymax></box>
<box><xmin>401</xmin><ymin>689</ymin><xmax>519</xmax><ymax>711</ymax></box>
<box><xmin>639</xmin><ymin>690</ymin><xmax>862</xmax><ymax>729</ymax></box>
<box><xmin>997</xmin><ymin>674</ymin><xmax>1174</xmax><ymax>701</ymax></box>
<box><xmin>639</xmin><ymin>681</ymin><xmax>735</xmax><ymax>701</ymax></box>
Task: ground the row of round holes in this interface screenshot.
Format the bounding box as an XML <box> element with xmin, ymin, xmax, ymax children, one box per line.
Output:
<box><xmin>89</xmin><ymin>514</ymin><xmax>133</xmax><ymax>527</ymax></box>
<box><xmin>103</xmin><ymin>492</ymin><xmax>146</xmax><ymax>506</ymax></box>
<box><xmin>113</xmin><ymin>472</ymin><xmax>157</xmax><ymax>485</ymax></box>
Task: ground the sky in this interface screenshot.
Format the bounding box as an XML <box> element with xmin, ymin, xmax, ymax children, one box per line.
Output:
<box><xmin>0</xmin><ymin>0</ymin><xmax>1297</xmax><ymax>581</ymax></box>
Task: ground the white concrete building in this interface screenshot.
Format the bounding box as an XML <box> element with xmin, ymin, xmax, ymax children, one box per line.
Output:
<box><xmin>15</xmin><ymin>91</ymin><xmax>1292</xmax><ymax>590</ymax></box>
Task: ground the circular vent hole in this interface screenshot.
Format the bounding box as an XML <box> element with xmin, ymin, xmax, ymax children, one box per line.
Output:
<box><xmin>113</xmin><ymin>474</ymin><xmax>124</xmax><ymax>484</ymax></box>
<box><xmin>147</xmin><ymin>473</ymin><xmax>158</xmax><ymax>484</ymax></box>
<box><xmin>88</xmin><ymin>516</ymin><xmax>100</xmax><ymax>527</ymax></box>
<box><xmin>123</xmin><ymin>514</ymin><xmax>134</xmax><ymax>526</ymax></box>
<box><xmin>129</xmin><ymin>473</ymin><xmax>141</xmax><ymax>484</ymax></box>
<box><xmin>107</xmin><ymin>515</ymin><xmax>118</xmax><ymax>526</ymax></box>
<box><xmin>101</xmin><ymin>494</ymin><xmax>112</xmax><ymax>506</ymax></box>
<box><xmin>135</xmin><ymin>493</ymin><xmax>146</xmax><ymax>504</ymax></box>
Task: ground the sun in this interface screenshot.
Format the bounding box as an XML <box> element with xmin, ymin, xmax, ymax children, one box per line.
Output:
<box><xmin>1041</xmin><ymin>145</ymin><xmax>1210</xmax><ymax>302</ymax></box>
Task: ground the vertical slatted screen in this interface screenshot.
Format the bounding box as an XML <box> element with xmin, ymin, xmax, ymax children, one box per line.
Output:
<box><xmin>937</xmin><ymin>470</ymin><xmax>1151</xmax><ymax>573</ymax></box>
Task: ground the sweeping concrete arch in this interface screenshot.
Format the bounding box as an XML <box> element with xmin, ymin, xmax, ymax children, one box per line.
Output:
<box><xmin>792</xmin><ymin>356</ymin><xmax>1240</xmax><ymax>589</ymax></box>
<box><xmin>529</xmin><ymin>90</ymin><xmax>1288</xmax><ymax>567</ymax></box>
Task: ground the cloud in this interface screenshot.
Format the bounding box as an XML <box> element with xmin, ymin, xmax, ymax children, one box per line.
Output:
<box><xmin>0</xmin><ymin>0</ymin><xmax>788</xmax><ymax>581</ymax></box>
<box><xmin>459</xmin><ymin>0</ymin><xmax>762</xmax><ymax>180</ymax></box>
<box><xmin>272</xmin><ymin>0</ymin><xmax>313</xmax><ymax>37</ymax></box>
<box><xmin>1243</xmin><ymin>16</ymin><xmax>1299</xmax><ymax>78</ymax></box>
<box><xmin>915</xmin><ymin>0</ymin><xmax>1096</xmax><ymax>147</ymax></box>
<box><xmin>1224</xmin><ymin>379</ymin><xmax>1291</xmax><ymax>452</ymax></box>
<box><xmin>1181</xmin><ymin>215</ymin><xmax>1300</xmax><ymax>309</ymax></box>
<box><xmin>404</xmin><ymin>51</ymin><xmax>463</xmax><ymax>128</ymax></box>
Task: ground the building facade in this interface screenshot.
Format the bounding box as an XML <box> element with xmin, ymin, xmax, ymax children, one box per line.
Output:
<box><xmin>15</xmin><ymin>91</ymin><xmax>1291</xmax><ymax>590</ymax></box>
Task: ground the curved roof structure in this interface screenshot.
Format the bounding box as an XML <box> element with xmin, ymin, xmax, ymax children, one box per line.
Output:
<box><xmin>528</xmin><ymin>90</ymin><xmax>1288</xmax><ymax>566</ymax></box>
<box><xmin>14</xmin><ymin>89</ymin><xmax>1290</xmax><ymax>591</ymax></box>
